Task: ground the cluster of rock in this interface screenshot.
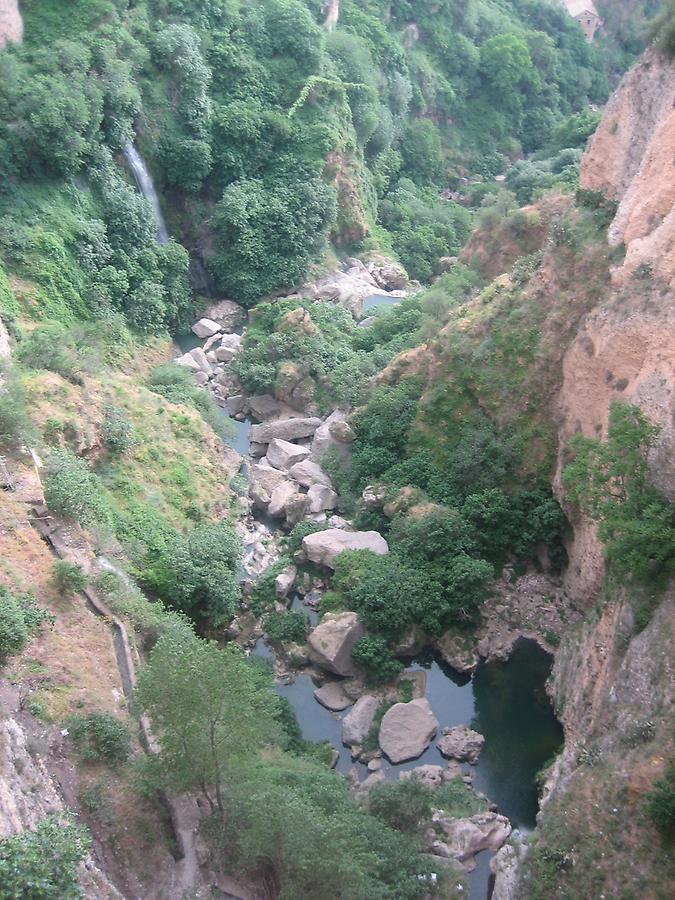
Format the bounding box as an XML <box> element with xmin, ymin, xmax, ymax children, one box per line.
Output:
<box><xmin>247</xmin><ymin>411</ymin><xmax>356</xmax><ymax>527</ymax></box>
<box><xmin>175</xmin><ymin>309</ymin><xmax>245</xmax><ymax>387</ymax></box>
<box><xmin>295</xmin><ymin>256</ymin><xmax>410</xmax><ymax>317</ymax></box>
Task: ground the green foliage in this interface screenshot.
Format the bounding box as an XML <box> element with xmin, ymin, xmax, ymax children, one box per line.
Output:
<box><xmin>51</xmin><ymin>560</ymin><xmax>88</xmax><ymax>595</ymax></box>
<box><xmin>209</xmin><ymin>170</ymin><xmax>336</xmax><ymax>305</ymax></box>
<box><xmin>44</xmin><ymin>448</ymin><xmax>112</xmax><ymax>529</ymax></box>
<box><xmin>645</xmin><ymin>763</ymin><xmax>675</xmax><ymax>839</ymax></box>
<box><xmin>284</xmin><ymin>521</ymin><xmax>328</xmax><ymax>556</ymax></box>
<box><xmin>215</xmin><ymin>754</ymin><xmax>432</xmax><ymax>899</ymax></box>
<box><xmin>351</xmin><ymin>635</ymin><xmax>404</xmax><ymax>683</ymax></box>
<box><xmin>166</xmin><ymin>522</ymin><xmax>241</xmax><ymax>624</ymax></box>
<box><xmin>563</xmin><ymin>403</ymin><xmax>675</xmax><ymax>586</ymax></box>
<box><xmin>0</xmin><ymin>364</ymin><xmax>33</xmax><ymax>450</ymax></box>
<box><xmin>0</xmin><ymin>586</ymin><xmax>53</xmax><ymax>666</ymax></box>
<box><xmin>369</xmin><ymin>776</ymin><xmax>432</xmax><ymax>835</ymax></box>
<box><xmin>65</xmin><ymin>712</ymin><xmax>132</xmax><ymax>766</ymax></box>
<box><xmin>147</xmin><ymin>364</ymin><xmax>223</xmax><ymax>434</ymax></box>
<box><xmin>650</xmin><ymin>0</ymin><xmax>675</xmax><ymax>56</ymax></box>
<box><xmin>16</xmin><ymin>324</ymin><xmax>82</xmax><ymax>383</ymax></box>
<box><xmin>135</xmin><ymin>628</ymin><xmax>280</xmax><ymax>810</ymax></box>
<box><xmin>0</xmin><ymin>815</ymin><xmax>90</xmax><ymax>900</ymax></box>
<box><xmin>434</xmin><ymin>778</ymin><xmax>489</xmax><ymax>818</ymax></box>
<box><xmin>264</xmin><ymin>611</ymin><xmax>308</xmax><ymax>644</ymax></box>
<box><xmin>102</xmin><ymin>404</ymin><xmax>135</xmax><ymax>455</ymax></box>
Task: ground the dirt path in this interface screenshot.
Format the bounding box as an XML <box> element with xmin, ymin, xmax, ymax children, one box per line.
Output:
<box><xmin>0</xmin><ymin>0</ymin><xmax>22</xmax><ymax>50</ymax></box>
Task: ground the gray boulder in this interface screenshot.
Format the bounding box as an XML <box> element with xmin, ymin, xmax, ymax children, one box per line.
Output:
<box><xmin>189</xmin><ymin>347</ymin><xmax>213</xmax><ymax>374</ymax></box>
<box><xmin>400</xmin><ymin>764</ymin><xmax>445</xmax><ymax>791</ymax></box>
<box><xmin>302</xmin><ymin>529</ymin><xmax>389</xmax><ymax>569</ymax></box>
<box><xmin>288</xmin><ymin>459</ymin><xmax>332</xmax><ymax>488</ymax></box>
<box><xmin>342</xmin><ymin>695</ymin><xmax>379</xmax><ymax>746</ymax></box>
<box><xmin>226</xmin><ymin>395</ymin><xmax>245</xmax><ymax>416</ymax></box>
<box><xmin>249</xmin><ymin>464</ymin><xmax>287</xmax><ymax>510</ymax></box>
<box><xmin>215</xmin><ymin>345</ymin><xmax>238</xmax><ymax>363</ymax></box>
<box><xmin>250</xmin><ymin>417</ymin><xmax>322</xmax><ymax>445</ymax></box>
<box><xmin>267</xmin><ymin>438</ymin><xmax>310</xmax><ymax>471</ymax></box>
<box><xmin>314</xmin><ymin>682</ymin><xmax>353</xmax><ymax>712</ymax></box>
<box><xmin>432</xmin><ymin>811</ymin><xmax>511</xmax><ymax>871</ymax></box>
<box><xmin>378</xmin><ymin>698</ymin><xmax>439</xmax><ymax>764</ymax></box>
<box><xmin>174</xmin><ymin>352</ymin><xmax>200</xmax><ymax>371</ymax></box>
<box><xmin>192</xmin><ymin>318</ymin><xmax>222</xmax><ymax>338</ymax></box>
<box><xmin>247</xmin><ymin>394</ymin><xmax>281</xmax><ymax>421</ymax></box>
<box><xmin>274</xmin><ymin>565</ymin><xmax>297</xmax><ymax>600</ymax></box>
<box><xmin>307</xmin><ymin>611</ymin><xmax>365</xmax><ymax>676</ymax></box>
<box><xmin>311</xmin><ymin>410</ymin><xmax>353</xmax><ymax>462</ymax></box>
<box><xmin>437</xmin><ymin>726</ymin><xmax>485</xmax><ymax>764</ymax></box>
<box><xmin>307</xmin><ymin>483</ymin><xmax>338</xmax><ymax>513</ymax></box>
<box><xmin>203</xmin><ymin>298</ymin><xmax>245</xmax><ymax>332</ymax></box>
<box><xmin>268</xmin><ymin>481</ymin><xmax>300</xmax><ymax>518</ymax></box>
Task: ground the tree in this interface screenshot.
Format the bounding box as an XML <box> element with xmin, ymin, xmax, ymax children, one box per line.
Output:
<box><xmin>0</xmin><ymin>816</ymin><xmax>90</xmax><ymax>900</ymax></box>
<box><xmin>168</xmin><ymin>522</ymin><xmax>241</xmax><ymax>624</ymax></box>
<box><xmin>563</xmin><ymin>403</ymin><xmax>675</xmax><ymax>585</ymax></box>
<box><xmin>369</xmin><ymin>776</ymin><xmax>432</xmax><ymax>835</ymax></box>
<box><xmin>135</xmin><ymin>628</ymin><xmax>279</xmax><ymax>813</ymax></box>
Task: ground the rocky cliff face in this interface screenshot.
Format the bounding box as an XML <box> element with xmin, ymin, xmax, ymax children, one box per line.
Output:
<box><xmin>555</xmin><ymin>48</ymin><xmax>675</xmax><ymax>599</ymax></box>
<box><xmin>519</xmin><ymin>48</ymin><xmax>675</xmax><ymax>900</ymax></box>
<box><xmin>580</xmin><ymin>48</ymin><xmax>675</xmax><ymax>290</ymax></box>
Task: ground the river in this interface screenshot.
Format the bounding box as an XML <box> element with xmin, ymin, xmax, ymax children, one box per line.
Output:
<box><xmin>176</xmin><ymin>305</ymin><xmax>563</xmax><ymax>899</ymax></box>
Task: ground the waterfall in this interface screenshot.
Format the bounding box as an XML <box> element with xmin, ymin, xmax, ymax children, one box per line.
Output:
<box><xmin>122</xmin><ymin>142</ymin><xmax>169</xmax><ymax>245</ymax></box>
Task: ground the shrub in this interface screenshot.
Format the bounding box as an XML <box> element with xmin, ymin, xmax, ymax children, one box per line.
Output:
<box><xmin>102</xmin><ymin>404</ymin><xmax>135</xmax><ymax>455</ymax></box>
<box><xmin>284</xmin><ymin>521</ymin><xmax>328</xmax><ymax>556</ymax></box>
<box><xmin>369</xmin><ymin>776</ymin><xmax>432</xmax><ymax>834</ymax></box>
<box><xmin>351</xmin><ymin>635</ymin><xmax>403</xmax><ymax>684</ymax></box>
<box><xmin>263</xmin><ymin>611</ymin><xmax>308</xmax><ymax>644</ymax></box>
<box><xmin>646</xmin><ymin>763</ymin><xmax>675</xmax><ymax>839</ymax></box>
<box><xmin>43</xmin><ymin>448</ymin><xmax>112</xmax><ymax>528</ymax></box>
<box><xmin>147</xmin><ymin>364</ymin><xmax>223</xmax><ymax>434</ymax></box>
<box><xmin>65</xmin><ymin>712</ymin><xmax>132</xmax><ymax>765</ymax></box>
<box><xmin>16</xmin><ymin>324</ymin><xmax>81</xmax><ymax>384</ymax></box>
<box><xmin>0</xmin><ymin>587</ymin><xmax>52</xmax><ymax>665</ymax></box>
<box><xmin>0</xmin><ymin>364</ymin><xmax>33</xmax><ymax>450</ymax></box>
<box><xmin>0</xmin><ymin>815</ymin><xmax>90</xmax><ymax>900</ymax></box>
<box><xmin>51</xmin><ymin>560</ymin><xmax>88</xmax><ymax>595</ymax></box>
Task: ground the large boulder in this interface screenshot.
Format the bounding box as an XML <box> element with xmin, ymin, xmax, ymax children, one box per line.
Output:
<box><xmin>249</xmin><ymin>417</ymin><xmax>322</xmax><ymax>445</ymax></box>
<box><xmin>189</xmin><ymin>347</ymin><xmax>213</xmax><ymax>375</ymax></box>
<box><xmin>400</xmin><ymin>765</ymin><xmax>445</xmax><ymax>791</ymax></box>
<box><xmin>203</xmin><ymin>299</ymin><xmax>245</xmax><ymax>332</ymax></box>
<box><xmin>307</xmin><ymin>612</ymin><xmax>365</xmax><ymax>676</ymax></box>
<box><xmin>268</xmin><ymin>481</ymin><xmax>301</xmax><ymax>518</ymax></box>
<box><xmin>174</xmin><ymin>352</ymin><xmax>200</xmax><ymax>372</ymax></box>
<box><xmin>310</xmin><ymin>410</ymin><xmax>353</xmax><ymax>462</ymax></box>
<box><xmin>274</xmin><ymin>565</ymin><xmax>297</xmax><ymax>600</ymax></box>
<box><xmin>267</xmin><ymin>438</ymin><xmax>310</xmax><ymax>471</ymax></box>
<box><xmin>247</xmin><ymin>394</ymin><xmax>280</xmax><ymax>421</ymax></box>
<box><xmin>314</xmin><ymin>682</ymin><xmax>353</xmax><ymax>712</ymax></box>
<box><xmin>378</xmin><ymin>698</ymin><xmax>439</xmax><ymax>764</ymax></box>
<box><xmin>248</xmin><ymin>464</ymin><xmax>287</xmax><ymax>510</ymax></box>
<box><xmin>192</xmin><ymin>318</ymin><xmax>222</xmax><ymax>338</ymax></box>
<box><xmin>342</xmin><ymin>695</ymin><xmax>380</xmax><ymax>747</ymax></box>
<box><xmin>302</xmin><ymin>529</ymin><xmax>389</xmax><ymax>569</ymax></box>
<box><xmin>367</xmin><ymin>258</ymin><xmax>408</xmax><ymax>291</ymax></box>
<box><xmin>288</xmin><ymin>459</ymin><xmax>332</xmax><ymax>489</ymax></box>
<box><xmin>307</xmin><ymin>483</ymin><xmax>338</xmax><ymax>513</ymax></box>
<box><xmin>432</xmin><ymin>811</ymin><xmax>511</xmax><ymax>871</ymax></box>
<box><xmin>437</xmin><ymin>726</ymin><xmax>485</xmax><ymax>764</ymax></box>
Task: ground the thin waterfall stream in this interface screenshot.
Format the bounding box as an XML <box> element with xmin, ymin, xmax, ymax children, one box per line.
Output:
<box><xmin>122</xmin><ymin>141</ymin><xmax>170</xmax><ymax>244</ymax></box>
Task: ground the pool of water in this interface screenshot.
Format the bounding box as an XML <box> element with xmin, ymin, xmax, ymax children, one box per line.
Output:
<box><xmin>362</xmin><ymin>293</ymin><xmax>402</xmax><ymax>312</ymax></box>
<box><xmin>253</xmin><ymin>638</ymin><xmax>561</xmax><ymax>898</ymax></box>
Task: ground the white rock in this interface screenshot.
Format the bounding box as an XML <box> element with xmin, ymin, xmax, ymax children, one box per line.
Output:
<box><xmin>189</xmin><ymin>347</ymin><xmax>212</xmax><ymax>374</ymax></box>
<box><xmin>274</xmin><ymin>565</ymin><xmax>297</xmax><ymax>599</ymax></box>
<box><xmin>342</xmin><ymin>695</ymin><xmax>380</xmax><ymax>746</ymax></box>
<box><xmin>432</xmin><ymin>811</ymin><xmax>512</xmax><ymax>870</ymax></box>
<box><xmin>437</xmin><ymin>726</ymin><xmax>485</xmax><ymax>764</ymax></box>
<box><xmin>289</xmin><ymin>459</ymin><xmax>332</xmax><ymax>488</ymax></box>
<box><xmin>267</xmin><ymin>438</ymin><xmax>311</xmax><ymax>471</ymax></box>
<box><xmin>219</xmin><ymin>332</ymin><xmax>242</xmax><ymax>351</ymax></box>
<box><xmin>174</xmin><ymin>352</ymin><xmax>200</xmax><ymax>371</ymax></box>
<box><xmin>307</xmin><ymin>483</ymin><xmax>338</xmax><ymax>513</ymax></box>
<box><xmin>302</xmin><ymin>529</ymin><xmax>388</xmax><ymax>569</ymax></box>
<box><xmin>192</xmin><ymin>318</ymin><xmax>222</xmax><ymax>338</ymax></box>
<box><xmin>378</xmin><ymin>699</ymin><xmax>439</xmax><ymax>764</ymax></box>
<box><xmin>250</xmin><ymin>417</ymin><xmax>322</xmax><ymax>445</ymax></box>
<box><xmin>268</xmin><ymin>481</ymin><xmax>300</xmax><ymax>518</ymax></box>
<box><xmin>215</xmin><ymin>345</ymin><xmax>238</xmax><ymax>363</ymax></box>
<box><xmin>308</xmin><ymin>612</ymin><xmax>365</xmax><ymax>676</ymax></box>
<box><xmin>314</xmin><ymin>682</ymin><xmax>353</xmax><ymax>712</ymax></box>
